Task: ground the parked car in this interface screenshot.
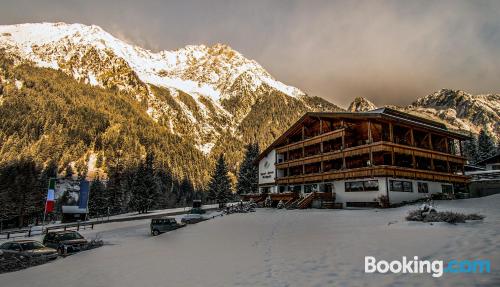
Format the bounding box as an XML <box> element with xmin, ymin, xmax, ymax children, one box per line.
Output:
<box><xmin>43</xmin><ymin>231</ymin><xmax>88</xmax><ymax>255</ymax></box>
<box><xmin>0</xmin><ymin>240</ymin><xmax>58</xmax><ymax>260</ymax></box>
<box><xmin>181</xmin><ymin>214</ymin><xmax>205</xmax><ymax>224</ymax></box>
<box><xmin>150</xmin><ymin>217</ymin><xmax>185</xmax><ymax>236</ymax></box>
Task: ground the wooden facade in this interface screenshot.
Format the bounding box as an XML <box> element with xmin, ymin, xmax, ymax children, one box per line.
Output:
<box><xmin>258</xmin><ymin>108</ymin><xmax>470</xmax><ymax>186</ymax></box>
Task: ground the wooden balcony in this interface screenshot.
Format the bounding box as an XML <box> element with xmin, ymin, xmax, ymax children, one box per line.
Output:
<box><xmin>275</xmin><ymin>165</ymin><xmax>469</xmax><ymax>185</ymax></box>
<box><xmin>275</xmin><ymin>141</ymin><xmax>465</xmax><ymax>169</ymax></box>
<box><xmin>276</xmin><ymin>128</ymin><xmax>344</xmax><ymax>154</ymax></box>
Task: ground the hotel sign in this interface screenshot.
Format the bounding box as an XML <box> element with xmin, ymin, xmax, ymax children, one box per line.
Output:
<box><xmin>261</xmin><ymin>161</ymin><xmax>274</xmax><ymax>178</ymax></box>
<box><xmin>259</xmin><ymin>152</ymin><xmax>276</xmax><ymax>184</ymax></box>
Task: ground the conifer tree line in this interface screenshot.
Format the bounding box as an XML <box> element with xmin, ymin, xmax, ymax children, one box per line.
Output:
<box><xmin>462</xmin><ymin>128</ymin><xmax>499</xmax><ymax>164</ymax></box>
<box><xmin>88</xmin><ymin>151</ymin><xmax>203</xmax><ymax>216</ymax></box>
<box><xmin>236</xmin><ymin>143</ymin><xmax>260</xmax><ymax>195</ymax></box>
<box><xmin>0</xmin><ymin>152</ymin><xmax>206</xmax><ymax>227</ymax></box>
<box><xmin>0</xmin><ymin>143</ymin><xmax>261</xmax><ymax>227</ymax></box>
<box><xmin>0</xmin><ymin>158</ymin><xmax>57</xmax><ymax>228</ymax></box>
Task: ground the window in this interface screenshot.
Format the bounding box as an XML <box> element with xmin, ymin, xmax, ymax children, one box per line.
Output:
<box><xmin>304</xmin><ymin>184</ymin><xmax>319</xmax><ymax>193</ymax></box>
<box><xmin>441</xmin><ymin>184</ymin><xmax>453</xmax><ymax>194</ymax></box>
<box><xmin>0</xmin><ymin>243</ymin><xmax>11</xmax><ymax>249</ymax></box>
<box><xmin>345</xmin><ymin>180</ymin><xmax>379</xmax><ymax>192</ymax></box>
<box><xmin>363</xmin><ymin>180</ymin><xmax>379</xmax><ymax>191</ymax></box>
<box><xmin>390</xmin><ymin>180</ymin><xmax>413</xmax><ymax>192</ymax></box>
<box><xmin>346</xmin><ymin>181</ymin><xmax>363</xmax><ymax>192</ymax></box>
<box><xmin>417</xmin><ymin>182</ymin><xmax>429</xmax><ymax>193</ymax></box>
<box><xmin>490</xmin><ymin>164</ymin><xmax>500</xmax><ymax>170</ymax></box>
<box><xmin>9</xmin><ymin>243</ymin><xmax>21</xmax><ymax>251</ymax></box>
<box><xmin>56</xmin><ymin>232</ymin><xmax>83</xmax><ymax>241</ymax></box>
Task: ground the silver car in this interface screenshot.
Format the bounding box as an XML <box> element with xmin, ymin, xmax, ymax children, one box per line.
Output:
<box><xmin>0</xmin><ymin>240</ymin><xmax>58</xmax><ymax>260</ymax></box>
<box><xmin>181</xmin><ymin>214</ymin><xmax>205</xmax><ymax>224</ymax></box>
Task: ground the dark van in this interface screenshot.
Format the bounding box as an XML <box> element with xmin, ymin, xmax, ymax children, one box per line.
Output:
<box><xmin>150</xmin><ymin>217</ymin><xmax>185</xmax><ymax>236</ymax></box>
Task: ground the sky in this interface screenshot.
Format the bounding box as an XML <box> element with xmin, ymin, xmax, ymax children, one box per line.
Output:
<box><xmin>1</xmin><ymin>0</ymin><xmax>499</xmax><ymax>107</ymax></box>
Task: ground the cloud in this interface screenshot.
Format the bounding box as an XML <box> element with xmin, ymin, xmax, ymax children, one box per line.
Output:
<box><xmin>1</xmin><ymin>0</ymin><xmax>499</xmax><ymax>107</ymax></box>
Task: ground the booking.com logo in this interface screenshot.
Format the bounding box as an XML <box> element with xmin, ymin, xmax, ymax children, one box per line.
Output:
<box><xmin>365</xmin><ymin>256</ymin><xmax>491</xmax><ymax>278</ymax></box>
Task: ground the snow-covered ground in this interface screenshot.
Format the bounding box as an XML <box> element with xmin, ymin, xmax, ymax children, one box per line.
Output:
<box><xmin>1</xmin><ymin>196</ymin><xmax>499</xmax><ymax>287</ymax></box>
<box><xmin>0</xmin><ymin>203</ymin><xmax>225</xmax><ymax>240</ymax></box>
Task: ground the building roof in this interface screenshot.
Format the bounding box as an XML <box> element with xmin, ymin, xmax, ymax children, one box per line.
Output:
<box><xmin>256</xmin><ymin>107</ymin><xmax>471</xmax><ymax>162</ymax></box>
<box><xmin>464</xmin><ymin>164</ymin><xmax>486</xmax><ymax>172</ymax></box>
<box><xmin>475</xmin><ymin>153</ymin><xmax>500</xmax><ymax>166</ymax></box>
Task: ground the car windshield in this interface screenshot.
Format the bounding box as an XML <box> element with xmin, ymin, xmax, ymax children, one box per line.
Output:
<box><xmin>20</xmin><ymin>241</ymin><xmax>45</xmax><ymax>250</ymax></box>
<box><xmin>56</xmin><ymin>232</ymin><xmax>83</xmax><ymax>241</ymax></box>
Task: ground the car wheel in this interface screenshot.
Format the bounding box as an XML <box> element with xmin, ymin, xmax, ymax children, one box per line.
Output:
<box><xmin>152</xmin><ymin>230</ymin><xmax>160</xmax><ymax>236</ymax></box>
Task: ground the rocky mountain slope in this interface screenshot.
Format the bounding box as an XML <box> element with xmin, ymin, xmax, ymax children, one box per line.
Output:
<box><xmin>0</xmin><ymin>22</ymin><xmax>340</xmax><ymax>184</ymax></box>
<box><xmin>0</xmin><ymin>23</ymin><xmax>341</xmax><ymax>154</ymax></box>
<box><xmin>347</xmin><ymin>97</ymin><xmax>377</xmax><ymax>112</ymax></box>
<box><xmin>405</xmin><ymin>89</ymin><xmax>499</xmax><ymax>140</ymax></box>
<box><xmin>345</xmin><ymin>91</ymin><xmax>499</xmax><ymax>142</ymax></box>
<box><xmin>347</xmin><ymin>89</ymin><xmax>500</xmax><ymax>142</ymax></box>
<box><xmin>0</xmin><ymin>23</ymin><xmax>498</xmax><ymax>186</ymax></box>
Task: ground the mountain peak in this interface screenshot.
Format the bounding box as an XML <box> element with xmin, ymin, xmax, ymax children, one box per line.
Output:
<box><xmin>407</xmin><ymin>89</ymin><xmax>500</xmax><ymax>141</ymax></box>
<box><xmin>0</xmin><ymin>22</ymin><xmax>305</xmax><ymax>101</ymax></box>
<box><xmin>0</xmin><ymin>22</ymin><xmax>315</xmax><ymax>155</ymax></box>
<box><xmin>347</xmin><ymin>97</ymin><xmax>377</xmax><ymax>112</ymax></box>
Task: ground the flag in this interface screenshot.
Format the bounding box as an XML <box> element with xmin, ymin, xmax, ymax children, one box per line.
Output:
<box><xmin>45</xmin><ymin>178</ymin><xmax>56</xmax><ymax>213</ymax></box>
<box><xmin>78</xmin><ymin>179</ymin><xmax>90</xmax><ymax>211</ymax></box>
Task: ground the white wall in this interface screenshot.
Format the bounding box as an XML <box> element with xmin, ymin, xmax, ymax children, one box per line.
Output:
<box><xmin>258</xmin><ymin>149</ymin><xmax>276</xmax><ymax>185</ymax></box>
<box><xmin>328</xmin><ymin>177</ymin><xmax>452</xmax><ymax>207</ymax></box>
<box><xmin>386</xmin><ymin>178</ymin><xmax>448</xmax><ymax>204</ymax></box>
<box><xmin>333</xmin><ymin>178</ymin><xmax>386</xmax><ymax>207</ymax></box>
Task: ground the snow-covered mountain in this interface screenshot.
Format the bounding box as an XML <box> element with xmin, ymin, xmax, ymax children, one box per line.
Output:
<box><xmin>0</xmin><ymin>22</ymin><xmax>497</xmax><ymax>162</ymax></box>
<box><xmin>0</xmin><ymin>23</ymin><xmax>304</xmax><ymax>99</ymax></box>
<box><xmin>347</xmin><ymin>97</ymin><xmax>377</xmax><ymax>112</ymax></box>
<box><xmin>400</xmin><ymin>89</ymin><xmax>500</xmax><ymax>141</ymax></box>
<box><xmin>343</xmin><ymin>91</ymin><xmax>499</xmax><ymax>142</ymax></box>
<box><xmin>342</xmin><ymin>91</ymin><xmax>499</xmax><ymax>142</ymax></box>
<box><xmin>0</xmin><ymin>22</ymin><xmax>338</xmax><ymax>155</ymax></box>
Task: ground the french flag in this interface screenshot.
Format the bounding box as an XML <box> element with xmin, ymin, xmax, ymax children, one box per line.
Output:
<box><xmin>45</xmin><ymin>178</ymin><xmax>56</xmax><ymax>213</ymax></box>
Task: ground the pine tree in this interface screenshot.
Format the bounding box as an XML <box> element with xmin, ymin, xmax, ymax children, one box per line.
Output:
<box><xmin>42</xmin><ymin>160</ymin><xmax>58</xmax><ymax>179</ymax></box>
<box><xmin>180</xmin><ymin>177</ymin><xmax>194</xmax><ymax>206</ymax></box>
<box><xmin>129</xmin><ymin>152</ymin><xmax>160</xmax><ymax>213</ymax></box>
<box><xmin>237</xmin><ymin>143</ymin><xmax>259</xmax><ymax>195</ymax></box>
<box><xmin>65</xmin><ymin>164</ymin><xmax>74</xmax><ymax>179</ymax></box>
<box><xmin>0</xmin><ymin>158</ymin><xmax>43</xmax><ymax>227</ymax></box>
<box><xmin>208</xmin><ymin>155</ymin><xmax>232</xmax><ymax>205</ymax></box>
<box><xmin>143</xmin><ymin>152</ymin><xmax>161</xmax><ymax>211</ymax></box>
<box><xmin>462</xmin><ymin>132</ymin><xmax>479</xmax><ymax>164</ymax></box>
<box><xmin>88</xmin><ymin>177</ymin><xmax>107</xmax><ymax>217</ymax></box>
<box><xmin>106</xmin><ymin>162</ymin><xmax>125</xmax><ymax>215</ymax></box>
<box><xmin>477</xmin><ymin>128</ymin><xmax>496</xmax><ymax>162</ymax></box>
<box><xmin>156</xmin><ymin>167</ymin><xmax>176</xmax><ymax>208</ymax></box>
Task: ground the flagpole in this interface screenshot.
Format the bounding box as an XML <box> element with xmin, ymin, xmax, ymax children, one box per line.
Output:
<box><xmin>41</xmin><ymin>177</ymin><xmax>55</xmax><ymax>234</ymax></box>
<box><xmin>84</xmin><ymin>178</ymin><xmax>90</xmax><ymax>223</ymax></box>
<box><xmin>41</xmin><ymin>178</ymin><xmax>50</xmax><ymax>233</ymax></box>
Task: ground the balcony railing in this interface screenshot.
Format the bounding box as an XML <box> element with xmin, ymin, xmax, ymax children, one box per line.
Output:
<box><xmin>275</xmin><ymin>165</ymin><xmax>468</xmax><ymax>185</ymax></box>
<box><xmin>276</xmin><ymin>128</ymin><xmax>344</xmax><ymax>155</ymax></box>
<box><xmin>276</xmin><ymin>128</ymin><xmax>461</xmax><ymax>164</ymax></box>
<box><xmin>276</xmin><ymin>141</ymin><xmax>465</xmax><ymax>167</ymax></box>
